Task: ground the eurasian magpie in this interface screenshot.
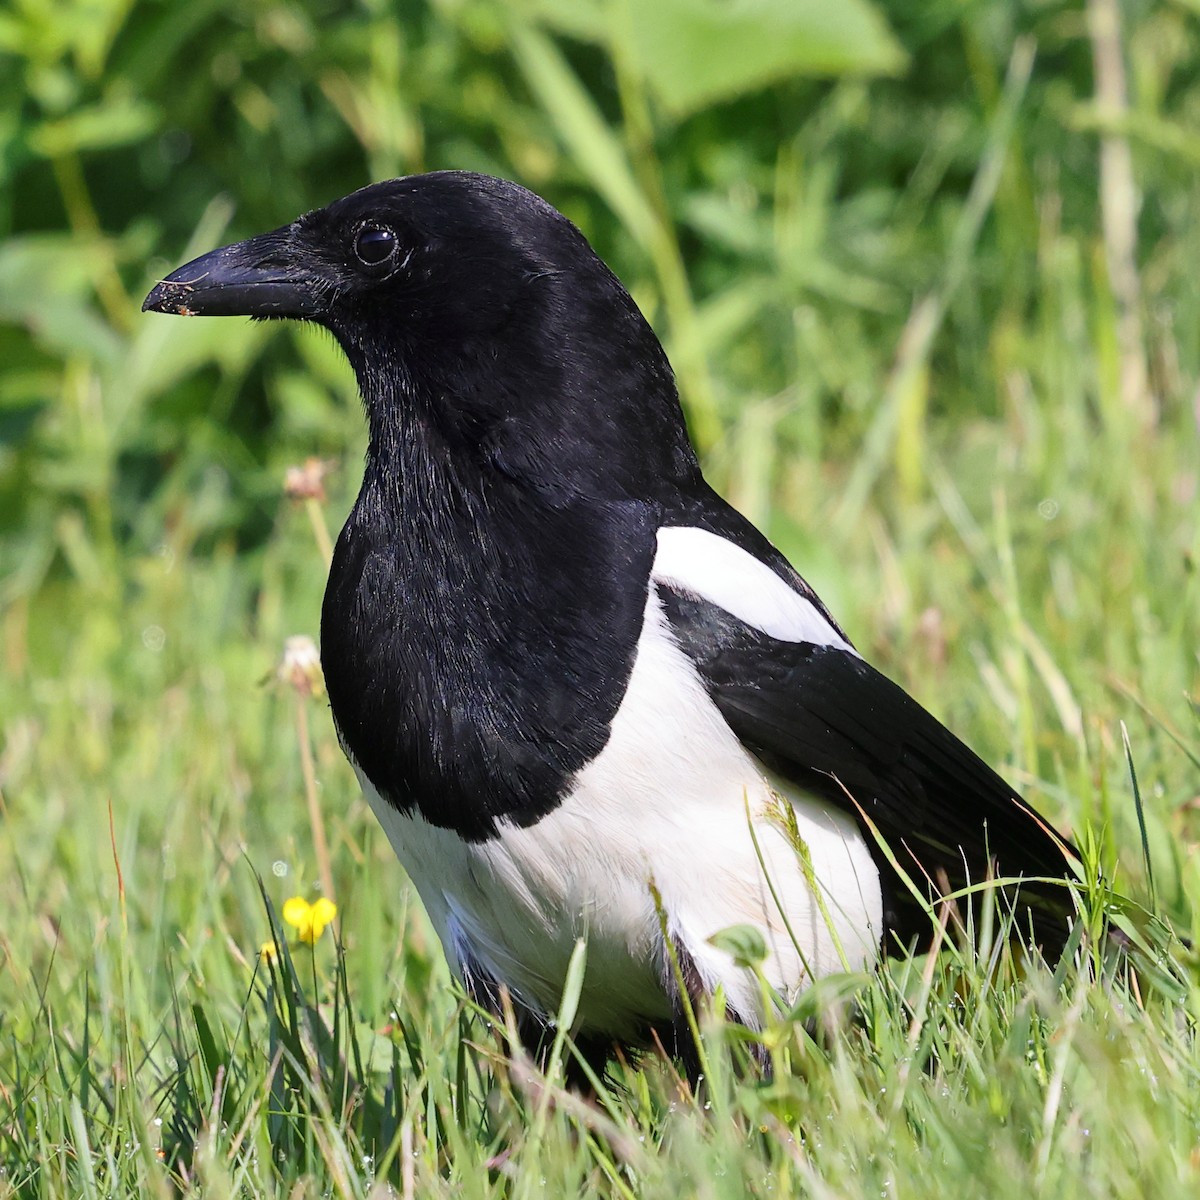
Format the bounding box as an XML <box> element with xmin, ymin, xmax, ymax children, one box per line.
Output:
<box><xmin>144</xmin><ymin>172</ymin><xmax>1077</xmax><ymax>1067</ymax></box>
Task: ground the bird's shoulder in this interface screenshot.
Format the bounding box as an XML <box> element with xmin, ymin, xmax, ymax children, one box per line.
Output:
<box><xmin>650</xmin><ymin>484</ymin><xmax>852</xmax><ymax>650</ymax></box>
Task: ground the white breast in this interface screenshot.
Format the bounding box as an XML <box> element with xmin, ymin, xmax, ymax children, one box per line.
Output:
<box><xmin>358</xmin><ymin>579</ymin><xmax>883</xmax><ymax>1035</ymax></box>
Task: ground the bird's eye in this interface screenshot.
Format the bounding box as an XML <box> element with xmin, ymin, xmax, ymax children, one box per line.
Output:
<box><xmin>354</xmin><ymin>224</ymin><xmax>398</xmax><ymax>267</ymax></box>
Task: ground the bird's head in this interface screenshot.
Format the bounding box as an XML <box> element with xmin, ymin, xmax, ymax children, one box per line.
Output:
<box><xmin>144</xmin><ymin>172</ymin><xmax>698</xmax><ymax>498</ymax></box>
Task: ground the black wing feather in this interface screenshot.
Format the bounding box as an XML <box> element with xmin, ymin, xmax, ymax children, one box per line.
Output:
<box><xmin>659</xmin><ymin>586</ymin><xmax>1077</xmax><ymax>954</ymax></box>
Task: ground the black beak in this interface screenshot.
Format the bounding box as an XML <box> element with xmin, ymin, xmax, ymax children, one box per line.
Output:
<box><xmin>142</xmin><ymin>227</ymin><xmax>324</xmax><ymax>318</ymax></box>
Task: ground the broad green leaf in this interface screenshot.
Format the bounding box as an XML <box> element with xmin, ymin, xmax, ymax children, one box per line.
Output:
<box><xmin>525</xmin><ymin>0</ymin><xmax>905</xmax><ymax>118</ymax></box>
<box><xmin>709</xmin><ymin>922</ymin><xmax>769</xmax><ymax>968</ymax></box>
<box><xmin>625</xmin><ymin>0</ymin><xmax>906</xmax><ymax>117</ymax></box>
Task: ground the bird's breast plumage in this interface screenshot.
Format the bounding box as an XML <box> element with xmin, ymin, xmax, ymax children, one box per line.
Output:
<box><xmin>319</xmin><ymin>464</ymin><xmax>658</xmax><ymax>838</ymax></box>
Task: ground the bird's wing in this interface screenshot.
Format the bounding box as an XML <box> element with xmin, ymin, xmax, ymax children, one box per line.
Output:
<box><xmin>651</xmin><ymin>524</ymin><xmax>1078</xmax><ymax>953</ymax></box>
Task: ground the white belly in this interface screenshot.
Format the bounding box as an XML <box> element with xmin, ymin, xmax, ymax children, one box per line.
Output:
<box><xmin>357</xmin><ymin>593</ymin><xmax>882</xmax><ymax>1034</ymax></box>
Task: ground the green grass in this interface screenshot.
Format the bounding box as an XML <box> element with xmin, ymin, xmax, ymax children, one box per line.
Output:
<box><xmin>3</xmin><ymin>0</ymin><xmax>1200</xmax><ymax>1196</ymax></box>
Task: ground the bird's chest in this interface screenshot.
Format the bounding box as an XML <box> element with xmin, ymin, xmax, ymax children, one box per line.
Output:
<box><xmin>319</xmin><ymin>492</ymin><xmax>654</xmax><ymax>838</ymax></box>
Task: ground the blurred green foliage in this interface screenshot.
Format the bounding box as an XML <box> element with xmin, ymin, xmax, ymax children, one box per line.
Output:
<box><xmin>3</xmin><ymin>2</ymin><xmax>1200</xmax><ymax>1195</ymax></box>
<box><xmin>3</xmin><ymin>0</ymin><xmax>1197</xmax><ymax>572</ymax></box>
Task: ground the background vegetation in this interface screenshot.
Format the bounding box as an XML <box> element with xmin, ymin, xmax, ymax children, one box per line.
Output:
<box><xmin>2</xmin><ymin>0</ymin><xmax>1198</xmax><ymax>1195</ymax></box>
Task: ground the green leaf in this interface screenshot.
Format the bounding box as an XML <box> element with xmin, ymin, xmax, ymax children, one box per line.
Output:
<box><xmin>508</xmin><ymin>24</ymin><xmax>661</xmax><ymax>252</ymax></box>
<box><xmin>29</xmin><ymin>94</ymin><xmax>158</xmax><ymax>156</ymax></box>
<box><xmin>0</xmin><ymin>235</ymin><xmax>122</xmax><ymax>361</ymax></box>
<box><xmin>709</xmin><ymin>923</ymin><xmax>769</xmax><ymax>968</ymax></box>
<box><xmin>555</xmin><ymin>937</ymin><xmax>588</xmax><ymax>1032</ymax></box>
<box><xmin>526</xmin><ymin>0</ymin><xmax>905</xmax><ymax>118</ymax></box>
<box><xmin>627</xmin><ymin>0</ymin><xmax>905</xmax><ymax>117</ymax></box>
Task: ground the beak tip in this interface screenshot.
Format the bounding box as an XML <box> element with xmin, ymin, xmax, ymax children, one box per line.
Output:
<box><xmin>142</xmin><ymin>282</ymin><xmax>195</xmax><ymax>316</ymax></box>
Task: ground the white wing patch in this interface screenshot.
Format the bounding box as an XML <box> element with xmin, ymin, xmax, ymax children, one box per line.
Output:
<box><xmin>652</xmin><ymin>526</ymin><xmax>853</xmax><ymax>650</ymax></box>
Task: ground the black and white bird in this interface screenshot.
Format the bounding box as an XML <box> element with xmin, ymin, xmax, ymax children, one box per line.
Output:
<box><xmin>144</xmin><ymin>172</ymin><xmax>1076</xmax><ymax>1067</ymax></box>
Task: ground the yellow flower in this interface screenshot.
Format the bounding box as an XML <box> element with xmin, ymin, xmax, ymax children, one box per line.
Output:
<box><xmin>282</xmin><ymin>895</ymin><xmax>337</xmax><ymax>945</ymax></box>
<box><xmin>259</xmin><ymin>940</ymin><xmax>278</xmax><ymax>961</ymax></box>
